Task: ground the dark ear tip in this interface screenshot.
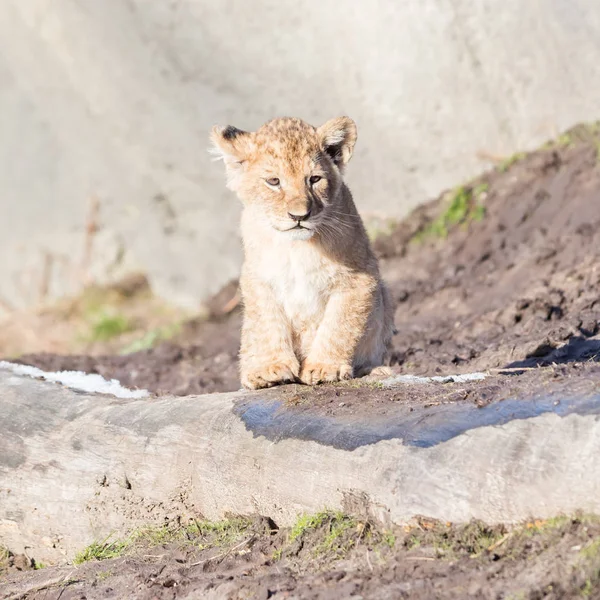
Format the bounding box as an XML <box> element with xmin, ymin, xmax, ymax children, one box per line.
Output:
<box><xmin>221</xmin><ymin>125</ymin><xmax>246</xmax><ymax>141</ymax></box>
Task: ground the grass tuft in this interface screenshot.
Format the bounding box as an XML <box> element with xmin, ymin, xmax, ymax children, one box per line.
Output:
<box><xmin>499</xmin><ymin>152</ymin><xmax>526</xmax><ymax>172</ymax></box>
<box><xmin>73</xmin><ymin>536</ymin><xmax>129</xmax><ymax>565</ymax></box>
<box><xmin>88</xmin><ymin>312</ymin><xmax>132</xmax><ymax>342</ymax></box>
<box><xmin>289</xmin><ymin>512</ymin><xmax>332</xmax><ymax>542</ymax></box>
<box><xmin>119</xmin><ymin>322</ymin><xmax>181</xmax><ymax>354</ymax></box>
<box><xmin>187</xmin><ymin>517</ymin><xmax>252</xmax><ymax>549</ymax></box>
<box><xmin>415</xmin><ymin>185</ymin><xmax>487</xmax><ymax>241</ymax></box>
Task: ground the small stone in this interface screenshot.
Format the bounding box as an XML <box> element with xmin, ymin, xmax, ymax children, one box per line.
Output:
<box><xmin>11</xmin><ymin>554</ymin><xmax>33</xmax><ymax>570</ymax></box>
<box><xmin>338</xmin><ymin>402</ymin><xmax>346</xmax><ymax>407</ymax></box>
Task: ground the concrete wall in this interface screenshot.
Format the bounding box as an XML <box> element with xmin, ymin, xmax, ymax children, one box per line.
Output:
<box><xmin>1</xmin><ymin>0</ymin><xmax>599</xmax><ymax>311</ymax></box>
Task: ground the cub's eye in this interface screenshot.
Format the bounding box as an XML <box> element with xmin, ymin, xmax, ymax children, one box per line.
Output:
<box><xmin>309</xmin><ymin>175</ymin><xmax>322</xmax><ymax>185</ymax></box>
<box><xmin>265</xmin><ymin>177</ymin><xmax>280</xmax><ymax>187</ymax></box>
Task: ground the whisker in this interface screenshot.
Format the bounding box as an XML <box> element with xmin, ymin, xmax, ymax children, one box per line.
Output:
<box><xmin>326</xmin><ymin>210</ymin><xmax>362</xmax><ymax>220</ymax></box>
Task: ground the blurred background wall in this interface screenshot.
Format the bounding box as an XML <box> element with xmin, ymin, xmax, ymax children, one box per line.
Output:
<box><xmin>1</xmin><ymin>0</ymin><xmax>599</xmax><ymax>312</ymax></box>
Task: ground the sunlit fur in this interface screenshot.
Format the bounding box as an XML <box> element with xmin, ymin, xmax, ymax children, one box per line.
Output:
<box><xmin>211</xmin><ymin>117</ymin><xmax>395</xmax><ymax>389</ymax></box>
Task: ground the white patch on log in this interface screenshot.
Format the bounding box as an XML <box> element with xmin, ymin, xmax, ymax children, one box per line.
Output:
<box><xmin>381</xmin><ymin>372</ymin><xmax>487</xmax><ymax>387</ymax></box>
<box><xmin>0</xmin><ymin>361</ymin><xmax>149</xmax><ymax>399</ymax></box>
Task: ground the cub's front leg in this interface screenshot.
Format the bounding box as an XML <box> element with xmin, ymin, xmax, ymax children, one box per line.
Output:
<box><xmin>239</xmin><ymin>276</ymin><xmax>299</xmax><ymax>390</ymax></box>
<box><xmin>300</xmin><ymin>275</ymin><xmax>376</xmax><ymax>385</ymax></box>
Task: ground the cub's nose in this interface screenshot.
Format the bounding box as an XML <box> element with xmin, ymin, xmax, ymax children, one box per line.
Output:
<box><xmin>288</xmin><ymin>208</ymin><xmax>311</xmax><ymax>222</ymax></box>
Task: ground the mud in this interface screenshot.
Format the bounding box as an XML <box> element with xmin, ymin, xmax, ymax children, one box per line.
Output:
<box><xmin>17</xmin><ymin>129</ymin><xmax>600</xmax><ymax>397</ymax></box>
<box><xmin>3</xmin><ymin>513</ymin><xmax>600</xmax><ymax>599</ymax></box>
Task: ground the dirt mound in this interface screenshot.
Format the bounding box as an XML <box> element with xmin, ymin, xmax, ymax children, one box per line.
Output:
<box><xmin>17</xmin><ymin>125</ymin><xmax>600</xmax><ymax>395</ymax></box>
<box><xmin>3</xmin><ymin>513</ymin><xmax>600</xmax><ymax>599</ymax></box>
<box><xmin>376</xmin><ymin>128</ymin><xmax>600</xmax><ymax>375</ymax></box>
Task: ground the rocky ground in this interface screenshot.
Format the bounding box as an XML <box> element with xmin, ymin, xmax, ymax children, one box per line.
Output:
<box><xmin>2</xmin><ymin>124</ymin><xmax>600</xmax><ymax>599</ymax></box>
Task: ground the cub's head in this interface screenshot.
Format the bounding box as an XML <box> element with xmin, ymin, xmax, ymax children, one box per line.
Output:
<box><xmin>210</xmin><ymin>116</ymin><xmax>357</xmax><ymax>241</ymax></box>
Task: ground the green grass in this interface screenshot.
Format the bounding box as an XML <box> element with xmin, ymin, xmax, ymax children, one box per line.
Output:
<box><xmin>519</xmin><ymin>515</ymin><xmax>572</xmax><ymax>536</ymax></box>
<box><xmin>272</xmin><ymin>548</ymin><xmax>283</xmax><ymax>561</ymax></box>
<box><xmin>73</xmin><ymin>536</ymin><xmax>129</xmax><ymax>565</ymax></box>
<box><xmin>415</xmin><ymin>185</ymin><xmax>487</xmax><ymax>241</ymax></box>
<box><xmin>73</xmin><ymin>518</ymin><xmax>252</xmax><ymax>565</ymax></box>
<box><xmin>319</xmin><ymin>514</ymin><xmax>359</xmax><ymax>555</ymax></box>
<box><xmin>119</xmin><ymin>322</ymin><xmax>181</xmax><ymax>354</ymax></box>
<box><xmin>581</xmin><ymin>579</ymin><xmax>594</xmax><ymax>597</ymax></box>
<box><xmin>405</xmin><ymin>534</ymin><xmax>421</xmax><ymax>549</ymax></box>
<box><xmin>187</xmin><ymin>516</ymin><xmax>252</xmax><ymax>549</ymax></box>
<box><xmin>289</xmin><ymin>512</ymin><xmax>332</xmax><ymax>542</ymax></box>
<box><xmin>88</xmin><ymin>312</ymin><xmax>132</xmax><ymax>342</ymax></box>
<box><xmin>288</xmin><ymin>511</ymin><xmax>362</xmax><ymax>558</ymax></box>
<box><xmin>0</xmin><ymin>546</ymin><xmax>9</xmax><ymax>573</ymax></box>
<box><xmin>580</xmin><ymin>537</ymin><xmax>600</xmax><ymax>561</ymax></box>
<box><xmin>557</xmin><ymin>132</ymin><xmax>574</xmax><ymax>147</ymax></box>
<box><xmin>499</xmin><ymin>152</ymin><xmax>526</xmax><ymax>172</ymax></box>
<box><xmin>403</xmin><ymin>519</ymin><xmax>505</xmax><ymax>559</ymax></box>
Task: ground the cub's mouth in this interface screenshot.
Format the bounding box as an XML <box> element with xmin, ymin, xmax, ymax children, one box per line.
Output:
<box><xmin>277</xmin><ymin>223</ymin><xmax>315</xmax><ymax>240</ymax></box>
<box><xmin>279</xmin><ymin>221</ymin><xmax>313</xmax><ymax>232</ymax></box>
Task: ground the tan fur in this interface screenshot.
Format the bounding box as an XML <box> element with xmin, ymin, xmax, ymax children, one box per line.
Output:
<box><xmin>211</xmin><ymin>117</ymin><xmax>395</xmax><ymax>389</ymax></box>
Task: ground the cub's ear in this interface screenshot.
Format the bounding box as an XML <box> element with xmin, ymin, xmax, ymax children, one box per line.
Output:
<box><xmin>209</xmin><ymin>125</ymin><xmax>253</xmax><ymax>191</ymax></box>
<box><xmin>317</xmin><ymin>117</ymin><xmax>357</xmax><ymax>170</ymax></box>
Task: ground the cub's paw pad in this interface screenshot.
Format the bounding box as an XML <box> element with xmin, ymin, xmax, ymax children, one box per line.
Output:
<box><xmin>300</xmin><ymin>362</ymin><xmax>353</xmax><ymax>385</ymax></box>
<box><xmin>241</xmin><ymin>361</ymin><xmax>299</xmax><ymax>390</ymax></box>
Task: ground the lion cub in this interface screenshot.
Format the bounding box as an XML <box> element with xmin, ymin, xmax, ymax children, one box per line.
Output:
<box><xmin>211</xmin><ymin>116</ymin><xmax>395</xmax><ymax>390</ymax></box>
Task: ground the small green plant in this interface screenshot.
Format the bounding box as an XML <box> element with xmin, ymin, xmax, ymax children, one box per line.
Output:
<box><xmin>520</xmin><ymin>516</ymin><xmax>571</xmax><ymax>536</ymax></box>
<box><xmin>120</xmin><ymin>322</ymin><xmax>181</xmax><ymax>354</ymax></box>
<box><xmin>416</xmin><ymin>185</ymin><xmax>486</xmax><ymax>240</ymax></box>
<box><xmin>319</xmin><ymin>514</ymin><xmax>359</xmax><ymax>555</ymax></box>
<box><xmin>130</xmin><ymin>525</ymin><xmax>180</xmax><ymax>546</ymax></box>
<box><xmin>89</xmin><ymin>312</ymin><xmax>132</xmax><ymax>342</ymax></box>
<box><xmin>0</xmin><ymin>546</ymin><xmax>9</xmax><ymax>572</ymax></box>
<box><xmin>557</xmin><ymin>132</ymin><xmax>574</xmax><ymax>147</ymax></box>
<box><xmin>473</xmin><ymin>182</ymin><xmax>489</xmax><ymax>197</ymax></box>
<box><xmin>499</xmin><ymin>152</ymin><xmax>526</xmax><ymax>172</ymax></box>
<box><xmin>289</xmin><ymin>511</ymin><xmax>362</xmax><ymax>557</ymax></box>
<box><xmin>581</xmin><ymin>579</ymin><xmax>594</xmax><ymax>597</ymax></box>
<box><xmin>383</xmin><ymin>532</ymin><xmax>396</xmax><ymax>549</ymax></box>
<box><xmin>402</xmin><ymin>519</ymin><xmax>505</xmax><ymax>559</ymax></box>
<box><xmin>272</xmin><ymin>548</ymin><xmax>283</xmax><ymax>561</ymax></box>
<box><xmin>580</xmin><ymin>537</ymin><xmax>600</xmax><ymax>561</ymax></box>
<box><xmin>187</xmin><ymin>517</ymin><xmax>252</xmax><ymax>548</ymax></box>
<box><xmin>290</xmin><ymin>512</ymin><xmax>332</xmax><ymax>542</ymax></box>
<box><xmin>73</xmin><ymin>536</ymin><xmax>129</xmax><ymax>565</ymax></box>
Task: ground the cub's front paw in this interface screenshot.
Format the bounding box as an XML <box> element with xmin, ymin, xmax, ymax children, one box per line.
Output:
<box><xmin>300</xmin><ymin>361</ymin><xmax>353</xmax><ymax>385</ymax></box>
<box><xmin>241</xmin><ymin>359</ymin><xmax>300</xmax><ymax>390</ymax></box>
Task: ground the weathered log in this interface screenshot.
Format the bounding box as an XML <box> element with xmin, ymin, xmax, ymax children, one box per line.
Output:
<box><xmin>1</xmin><ymin>366</ymin><xmax>600</xmax><ymax>565</ymax></box>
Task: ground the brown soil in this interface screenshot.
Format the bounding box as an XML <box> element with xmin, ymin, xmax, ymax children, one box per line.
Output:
<box><xmin>3</xmin><ymin>513</ymin><xmax>600</xmax><ymax>599</ymax></box>
<box><xmin>15</xmin><ymin>126</ymin><xmax>600</xmax><ymax>396</ymax></box>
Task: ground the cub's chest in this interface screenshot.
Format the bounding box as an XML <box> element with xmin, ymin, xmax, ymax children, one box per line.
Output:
<box><xmin>261</xmin><ymin>246</ymin><xmax>335</xmax><ymax>321</ymax></box>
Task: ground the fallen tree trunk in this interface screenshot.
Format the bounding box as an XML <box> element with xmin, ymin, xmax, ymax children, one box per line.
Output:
<box><xmin>1</xmin><ymin>366</ymin><xmax>600</xmax><ymax>565</ymax></box>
